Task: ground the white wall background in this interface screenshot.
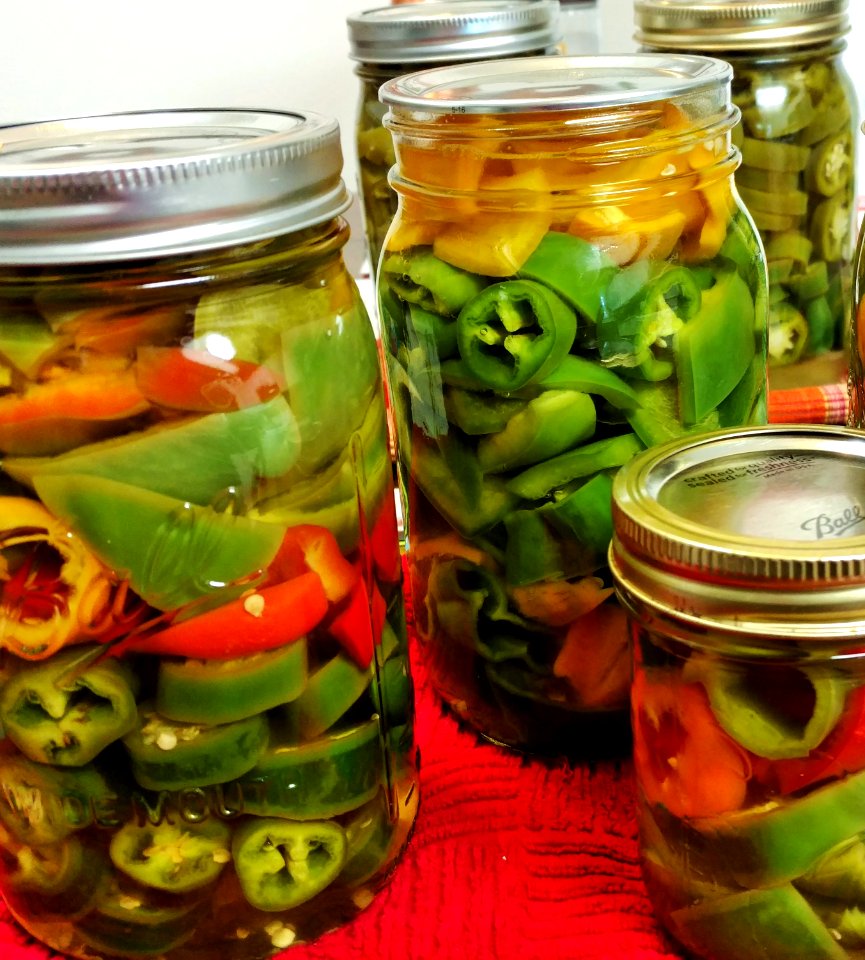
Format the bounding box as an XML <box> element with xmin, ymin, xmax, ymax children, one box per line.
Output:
<box><xmin>1</xmin><ymin>0</ymin><xmax>863</xmax><ymax>272</ymax></box>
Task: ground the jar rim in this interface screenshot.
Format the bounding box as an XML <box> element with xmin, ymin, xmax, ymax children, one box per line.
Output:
<box><xmin>379</xmin><ymin>53</ymin><xmax>732</xmax><ymax>114</ymax></box>
<box><xmin>0</xmin><ymin>108</ymin><xmax>350</xmax><ymax>264</ymax></box>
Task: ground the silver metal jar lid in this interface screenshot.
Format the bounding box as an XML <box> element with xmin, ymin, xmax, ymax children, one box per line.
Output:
<box><xmin>610</xmin><ymin>425</ymin><xmax>865</xmax><ymax>640</ymax></box>
<box><xmin>379</xmin><ymin>52</ymin><xmax>731</xmax><ymax>114</ymax></box>
<box><xmin>634</xmin><ymin>0</ymin><xmax>850</xmax><ymax>52</ymax></box>
<box><xmin>0</xmin><ymin>108</ymin><xmax>351</xmax><ymax>264</ymax></box>
<box><xmin>346</xmin><ymin>0</ymin><xmax>561</xmax><ymax>65</ymax></box>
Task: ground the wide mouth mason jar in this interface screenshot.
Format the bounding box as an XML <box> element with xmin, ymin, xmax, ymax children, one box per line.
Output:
<box><xmin>346</xmin><ymin>0</ymin><xmax>562</xmax><ymax>277</ymax></box>
<box><xmin>610</xmin><ymin>424</ymin><xmax>865</xmax><ymax>960</ymax></box>
<box><xmin>377</xmin><ymin>54</ymin><xmax>768</xmax><ymax>758</ymax></box>
<box><xmin>636</xmin><ymin>0</ymin><xmax>858</xmax><ymax>384</ymax></box>
<box><xmin>0</xmin><ymin>109</ymin><xmax>417</xmax><ymax>960</ymax></box>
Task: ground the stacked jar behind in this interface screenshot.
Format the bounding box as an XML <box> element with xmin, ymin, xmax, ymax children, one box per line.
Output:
<box><xmin>346</xmin><ymin>0</ymin><xmax>562</xmax><ymax>277</ymax></box>
<box><xmin>636</xmin><ymin>0</ymin><xmax>858</xmax><ymax>383</ymax></box>
<box><xmin>376</xmin><ymin>54</ymin><xmax>768</xmax><ymax>757</ymax></box>
<box><xmin>0</xmin><ymin>110</ymin><xmax>417</xmax><ymax>960</ymax></box>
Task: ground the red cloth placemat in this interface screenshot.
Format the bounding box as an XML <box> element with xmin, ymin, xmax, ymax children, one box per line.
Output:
<box><xmin>0</xmin><ymin>385</ymin><xmax>849</xmax><ymax>960</ymax></box>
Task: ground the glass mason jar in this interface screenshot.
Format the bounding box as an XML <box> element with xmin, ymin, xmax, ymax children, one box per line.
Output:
<box><xmin>636</xmin><ymin>0</ymin><xmax>858</xmax><ymax>384</ymax></box>
<box><xmin>559</xmin><ymin>0</ymin><xmax>601</xmax><ymax>54</ymax></box>
<box><xmin>0</xmin><ymin>110</ymin><xmax>417</xmax><ymax>960</ymax></box>
<box><xmin>376</xmin><ymin>54</ymin><xmax>768</xmax><ymax>757</ymax></box>
<box><xmin>346</xmin><ymin>0</ymin><xmax>562</xmax><ymax>277</ymax></box>
<box><xmin>610</xmin><ymin>424</ymin><xmax>865</xmax><ymax>960</ymax></box>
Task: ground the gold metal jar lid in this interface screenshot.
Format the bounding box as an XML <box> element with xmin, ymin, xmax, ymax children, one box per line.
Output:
<box><xmin>609</xmin><ymin>425</ymin><xmax>865</xmax><ymax>640</ymax></box>
<box><xmin>347</xmin><ymin>0</ymin><xmax>561</xmax><ymax>65</ymax></box>
<box><xmin>634</xmin><ymin>0</ymin><xmax>849</xmax><ymax>51</ymax></box>
<box><xmin>0</xmin><ymin>109</ymin><xmax>350</xmax><ymax>264</ymax></box>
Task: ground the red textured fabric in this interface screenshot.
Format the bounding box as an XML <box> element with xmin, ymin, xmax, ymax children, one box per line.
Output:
<box><xmin>1</xmin><ymin>384</ymin><xmax>839</xmax><ymax>960</ymax></box>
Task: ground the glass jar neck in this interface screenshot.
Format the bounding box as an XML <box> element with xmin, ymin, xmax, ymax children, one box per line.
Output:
<box><xmin>0</xmin><ymin>218</ymin><xmax>350</xmax><ymax>298</ymax></box>
<box><xmin>386</xmin><ymin>97</ymin><xmax>740</xmax><ymax>205</ymax></box>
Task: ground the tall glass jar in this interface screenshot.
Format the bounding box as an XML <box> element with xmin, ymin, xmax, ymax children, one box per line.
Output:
<box><xmin>0</xmin><ymin>110</ymin><xmax>417</xmax><ymax>960</ymax></box>
<box><xmin>376</xmin><ymin>54</ymin><xmax>768</xmax><ymax>757</ymax></box>
<box><xmin>559</xmin><ymin>0</ymin><xmax>601</xmax><ymax>54</ymax></box>
<box><xmin>610</xmin><ymin>424</ymin><xmax>865</xmax><ymax>960</ymax></box>
<box><xmin>636</xmin><ymin>0</ymin><xmax>858</xmax><ymax>386</ymax></box>
<box><xmin>346</xmin><ymin>0</ymin><xmax>562</xmax><ymax>277</ymax></box>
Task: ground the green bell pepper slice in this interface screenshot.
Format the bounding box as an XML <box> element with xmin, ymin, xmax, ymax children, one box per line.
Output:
<box><xmin>155</xmin><ymin>642</ymin><xmax>309</xmax><ymax>726</ymax></box>
<box><xmin>476</xmin><ymin>389</ymin><xmax>596</xmax><ymax>474</ymax></box>
<box><xmin>0</xmin><ymin>646</ymin><xmax>137</xmax><ymax>766</ymax></box>
<box><xmin>380</xmin><ymin>247</ymin><xmax>488</xmax><ymax>316</ymax></box>
<box><xmin>408</xmin><ymin>302</ymin><xmax>459</xmax><ymax>360</ymax></box>
<box><xmin>237</xmin><ymin>718</ymin><xmax>384</xmax><ymax>819</ymax></box>
<box><xmin>280</xmin><ymin>300</ymin><xmax>380</xmax><ymax>472</ymax></box>
<box><xmin>109</xmin><ymin>817</ymin><xmax>231</xmax><ymax>893</ymax></box>
<box><xmin>669</xmin><ymin>885</ymin><xmax>846</xmax><ymax>960</ymax></box>
<box><xmin>624</xmin><ymin>380</ymin><xmax>720</xmax><ymax>448</ymax></box>
<box><xmin>456</xmin><ymin>279</ymin><xmax>577</xmax><ymax>391</ymax></box>
<box><xmin>443</xmin><ymin>387</ymin><xmax>528</xmax><ymax>435</ymax></box>
<box><xmin>675</xmin><ymin>268</ymin><xmax>756</xmax><ymax>424</ymax></box>
<box><xmin>4</xmin><ymin>395</ymin><xmax>301</xmax><ymax>508</ymax></box>
<box><xmin>542</xmin><ymin>472</ymin><xmax>614</xmax><ymax>562</ymax></box>
<box><xmin>517</xmin><ymin>229</ymin><xmax>617</xmax><ymax>323</ymax></box>
<box><xmin>535</xmin><ymin>354</ymin><xmax>640</xmax><ymax>410</ymax></box>
<box><xmin>410</xmin><ymin>433</ymin><xmax>519</xmax><ymax>537</ymax></box>
<box><xmin>694</xmin><ymin>765</ymin><xmax>865</xmax><ymax>887</ymax></box>
<box><xmin>280</xmin><ymin>622</ymin><xmax>399</xmax><ymax>740</ymax></box>
<box><xmin>503</xmin><ymin>505</ymin><xmax>606</xmax><ymax>585</ymax></box>
<box><xmin>596</xmin><ymin>262</ymin><xmax>702</xmax><ymax>381</ymax></box>
<box><xmin>507</xmin><ymin>432</ymin><xmax>643</xmax><ymax>501</ymax></box>
<box><xmin>685</xmin><ymin>655</ymin><xmax>847</xmax><ymax>759</ymax></box>
<box><xmin>232</xmin><ymin>816</ymin><xmax>347</xmax><ymax>911</ymax></box>
<box><xmin>122</xmin><ymin>704</ymin><xmax>269</xmax><ymax>790</ymax></box>
<box><xmin>34</xmin><ymin>473</ymin><xmax>284</xmax><ymax>611</ymax></box>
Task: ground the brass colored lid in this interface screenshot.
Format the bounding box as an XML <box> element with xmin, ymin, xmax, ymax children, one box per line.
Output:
<box><xmin>609</xmin><ymin>425</ymin><xmax>865</xmax><ymax>640</ymax></box>
<box><xmin>634</xmin><ymin>0</ymin><xmax>849</xmax><ymax>51</ymax></box>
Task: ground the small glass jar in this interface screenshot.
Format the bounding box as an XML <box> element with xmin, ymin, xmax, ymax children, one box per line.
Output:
<box><xmin>346</xmin><ymin>0</ymin><xmax>562</xmax><ymax>277</ymax></box>
<box><xmin>0</xmin><ymin>110</ymin><xmax>417</xmax><ymax>960</ymax></box>
<box><xmin>610</xmin><ymin>424</ymin><xmax>865</xmax><ymax>960</ymax></box>
<box><xmin>377</xmin><ymin>54</ymin><xmax>768</xmax><ymax>757</ymax></box>
<box><xmin>636</xmin><ymin>0</ymin><xmax>858</xmax><ymax>385</ymax></box>
<box><xmin>559</xmin><ymin>0</ymin><xmax>601</xmax><ymax>54</ymax></box>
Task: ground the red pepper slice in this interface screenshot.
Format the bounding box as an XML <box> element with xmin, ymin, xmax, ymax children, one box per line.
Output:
<box><xmin>769</xmin><ymin>684</ymin><xmax>865</xmax><ymax>795</ymax></box>
<box><xmin>368</xmin><ymin>495</ymin><xmax>402</xmax><ymax>584</ymax></box>
<box><xmin>633</xmin><ymin>668</ymin><xmax>751</xmax><ymax>819</ymax></box>
<box><xmin>107</xmin><ymin>571</ymin><xmax>328</xmax><ymax>660</ymax></box>
<box><xmin>267</xmin><ymin>524</ymin><xmax>358</xmax><ymax>603</ymax></box>
<box><xmin>135</xmin><ymin>346</ymin><xmax>284</xmax><ymax>412</ymax></box>
<box><xmin>327</xmin><ymin>578</ymin><xmax>386</xmax><ymax>670</ymax></box>
<box><xmin>0</xmin><ymin>371</ymin><xmax>151</xmax><ymax>455</ymax></box>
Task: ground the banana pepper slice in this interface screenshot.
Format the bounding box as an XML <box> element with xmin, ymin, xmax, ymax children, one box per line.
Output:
<box><xmin>0</xmin><ymin>496</ymin><xmax>113</xmax><ymax>659</ymax></box>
